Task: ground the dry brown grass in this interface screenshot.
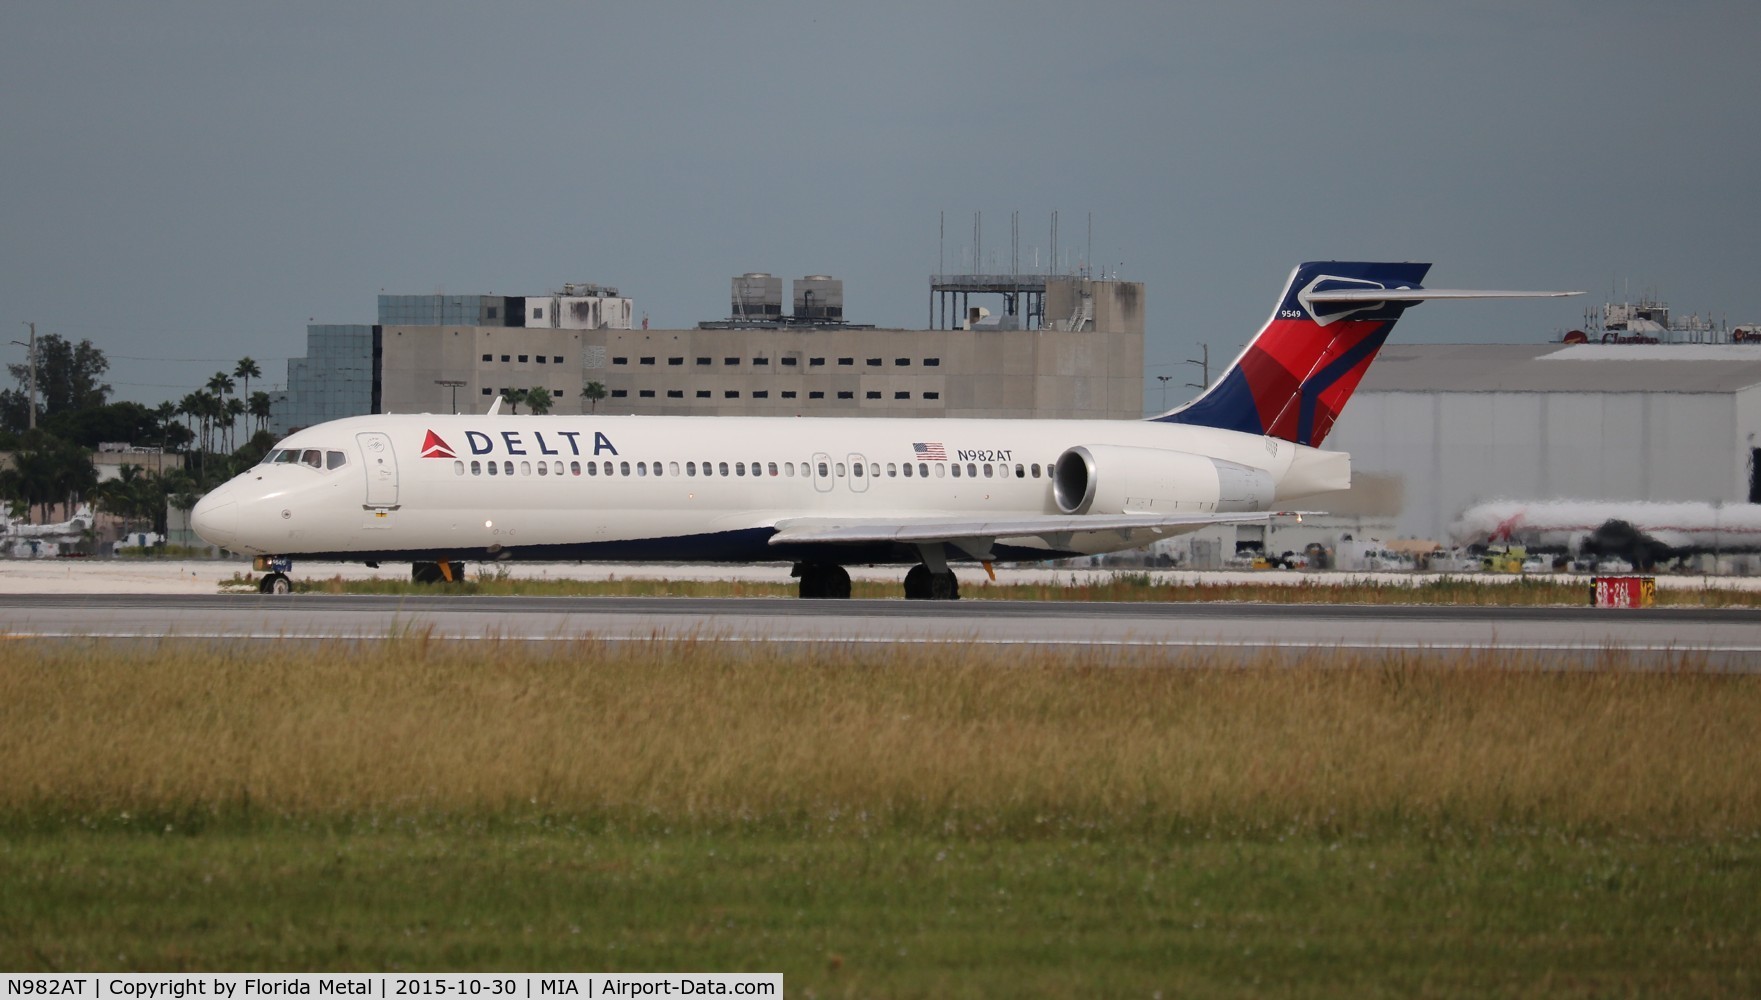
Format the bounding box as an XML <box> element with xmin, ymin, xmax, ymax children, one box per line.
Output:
<box><xmin>3</xmin><ymin>637</ymin><xmax>1757</xmax><ymax>835</ymax></box>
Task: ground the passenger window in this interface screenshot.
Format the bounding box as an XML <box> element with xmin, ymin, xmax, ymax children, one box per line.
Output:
<box><xmin>784</xmin><ymin>462</ymin><xmax>795</xmax><ymax>477</ymax></box>
<box><xmin>966</xmin><ymin>464</ymin><xmax>977</xmax><ymax>478</ymax></box>
<box><xmin>686</xmin><ymin>461</ymin><xmax>696</xmax><ymax>476</ymax></box>
<box><xmin>572</xmin><ymin>461</ymin><xmax>582</xmax><ymax>476</ymax></box>
<box><xmin>670</xmin><ymin>462</ymin><xmax>681</xmax><ymax>476</ymax></box>
<box><xmin>835</xmin><ymin>463</ymin><xmax>846</xmax><ymax>477</ymax></box>
<box><xmin>735</xmin><ymin>462</ymin><xmax>746</xmax><ymax>476</ymax></box>
<box><xmin>902</xmin><ymin>463</ymin><xmax>913</xmax><ymax>478</ymax></box>
<box><xmin>852</xmin><ymin>464</ymin><xmax>863</xmax><ymax>478</ymax></box>
<box><xmin>554</xmin><ymin>462</ymin><xmax>564</xmax><ymax>476</ymax></box>
<box><xmin>521</xmin><ymin>461</ymin><xmax>532</xmax><ymax>476</ymax></box>
<box><xmin>767</xmin><ymin>462</ymin><xmax>778</xmax><ymax>476</ymax></box>
<box><xmin>537</xmin><ymin>463</ymin><xmax>548</xmax><ymax>477</ymax></box>
<box><xmin>817</xmin><ymin>462</ymin><xmax>829</xmax><ymax>477</ymax></box>
<box><xmin>586</xmin><ymin>461</ymin><xmax>597</xmax><ymax>477</ymax></box>
<box><xmin>950</xmin><ymin>464</ymin><xmax>961</xmax><ymax>478</ymax></box>
<box><xmin>1015</xmin><ymin>464</ymin><xmax>1025</xmax><ymax>478</ymax></box>
<box><xmin>327</xmin><ymin>451</ymin><xmax>347</xmax><ymax>470</ymax></box>
<box><xmin>983</xmin><ymin>464</ymin><xmax>993</xmax><ymax>478</ymax></box>
<box><xmin>454</xmin><ymin>460</ymin><xmax>465</xmax><ymax>476</ymax></box>
<box><xmin>504</xmin><ymin>461</ymin><xmax>514</xmax><ymax>476</ymax></box>
<box><xmin>887</xmin><ymin>463</ymin><xmax>896</xmax><ymax>477</ymax></box>
<box><xmin>870</xmin><ymin>463</ymin><xmax>880</xmax><ymax>477</ymax></box>
<box><xmin>487</xmin><ymin>462</ymin><xmax>499</xmax><ymax>476</ymax></box>
<box><xmin>934</xmin><ymin>464</ymin><xmax>946</xmax><ymax>478</ymax></box>
<box><xmin>471</xmin><ymin>460</ymin><xmax>482</xmax><ymax>475</ymax></box>
<box><xmin>620</xmin><ymin>461</ymin><xmax>631</xmax><ymax>476</ymax></box>
<box><xmin>636</xmin><ymin>462</ymin><xmax>647</xmax><ymax>477</ymax></box>
<box><xmin>718</xmin><ymin>462</ymin><xmax>729</xmax><ymax>476</ymax></box>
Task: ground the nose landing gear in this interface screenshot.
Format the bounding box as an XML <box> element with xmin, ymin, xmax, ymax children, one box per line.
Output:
<box><xmin>254</xmin><ymin>556</ymin><xmax>294</xmax><ymax>595</ymax></box>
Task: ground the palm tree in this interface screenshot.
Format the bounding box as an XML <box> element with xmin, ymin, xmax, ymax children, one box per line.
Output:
<box><xmin>581</xmin><ymin>380</ymin><xmax>607</xmax><ymax>413</ymax></box>
<box><xmin>248</xmin><ymin>390</ymin><xmax>272</xmax><ymax>434</ymax></box>
<box><xmin>503</xmin><ymin>388</ymin><xmax>526</xmax><ymax>415</ymax></box>
<box><xmin>525</xmin><ymin>385</ymin><xmax>554</xmax><ymax>416</ymax></box>
<box><xmin>233</xmin><ymin>357</ymin><xmax>261</xmax><ymax>402</ymax></box>
<box><xmin>224</xmin><ymin>397</ymin><xmax>247</xmax><ymax>452</ymax></box>
<box><xmin>206</xmin><ymin>371</ymin><xmax>236</xmax><ymax>452</ymax></box>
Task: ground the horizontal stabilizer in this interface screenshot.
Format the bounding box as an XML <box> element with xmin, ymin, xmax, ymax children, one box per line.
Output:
<box><xmin>1304</xmin><ymin>288</ymin><xmax>1580</xmax><ymax>302</ymax></box>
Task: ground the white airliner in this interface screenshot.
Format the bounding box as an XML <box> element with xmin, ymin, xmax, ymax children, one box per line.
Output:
<box><xmin>192</xmin><ymin>262</ymin><xmax>1576</xmax><ymax>597</ymax></box>
<box><xmin>1451</xmin><ymin>498</ymin><xmax>1761</xmax><ymax>569</ymax></box>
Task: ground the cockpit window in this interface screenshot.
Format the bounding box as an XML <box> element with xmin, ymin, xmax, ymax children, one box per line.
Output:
<box><xmin>326</xmin><ymin>451</ymin><xmax>347</xmax><ymax>470</ymax></box>
<box><xmin>301</xmin><ymin>449</ymin><xmax>323</xmax><ymax>468</ymax></box>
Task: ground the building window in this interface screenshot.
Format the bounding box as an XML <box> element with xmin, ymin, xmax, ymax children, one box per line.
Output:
<box><xmin>696</xmin><ymin>390</ymin><xmax>711</xmax><ymax>398</ymax></box>
<box><xmin>725</xmin><ymin>390</ymin><xmax>740</xmax><ymax>398</ymax></box>
<box><xmin>753</xmin><ymin>390</ymin><xmax>769</xmax><ymax>399</ymax></box>
<box><xmin>866</xmin><ymin>358</ymin><xmax>881</xmax><ymax>366</ymax></box>
<box><xmin>532</xmin><ymin>307</ymin><xmax>544</xmax><ymax>320</ymax></box>
<box><xmin>611</xmin><ymin>389</ymin><xmax>628</xmax><ymax>398</ymax></box>
<box><xmin>612</xmin><ymin>357</ymin><xmax>628</xmax><ymax>365</ymax></box>
<box><xmin>638</xmin><ymin>389</ymin><xmax>655</xmax><ymax>398</ymax></box>
<box><xmin>781</xmin><ymin>390</ymin><xmax>797</xmax><ymax>399</ymax></box>
<box><xmin>481</xmin><ymin>387</ymin><xmax>493</xmax><ymax>395</ymax></box>
<box><xmin>837</xmin><ymin>357</ymin><xmax>853</xmax><ymax>366</ymax></box>
<box><xmin>865</xmin><ymin>391</ymin><xmax>881</xmax><ymax>399</ymax></box>
<box><xmin>552</xmin><ymin>389</ymin><xmax>562</xmax><ymax>396</ymax></box>
<box><xmin>481</xmin><ymin>354</ymin><xmax>492</xmax><ymax>362</ymax></box>
<box><xmin>537</xmin><ymin>356</ymin><xmax>547</xmax><ymax>364</ymax></box>
<box><xmin>487</xmin><ymin>307</ymin><xmax>498</xmax><ymax>320</ymax></box>
<box><xmin>724</xmin><ymin>357</ymin><xmax>739</xmax><ymax>366</ymax></box>
<box><xmin>894</xmin><ymin>358</ymin><xmax>910</xmax><ymax>366</ymax></box>
<box><xmin>696</xmin><ymin>357</ymin><xmax>712</xmax><ymax>365</ymax></box>
<box><xmin>668</xmin><ymin>357</ymin><xmax>683</xmax><ymax>366</ymax></box>
<box><xmin>501</xmin><ymin>354</ymin><xmax>511</xmax><ymax>362</ymax></box>
<box><xmin>753</xmin><ymin>356</ymin><xmax>770</xmax><ymax>365</ymax></box>
<box><xmin>519</xmin><ymin>355</ymin><xmax>529</xmax><ymax>363</ymax></box>
<box><xmin>809</xmin><ymin>391</ymin><xmax>825</xmax><ymax>399</ymax></box>
<box><xmin>667</xmin><ymin>389</ymin><xmax>683</xmax><ymax>398</ymax></box>
<box><xmin>837</xmin><ymin>391</ymin><xmax>854</xmax><ymax>400</ymax></box>
<box><xmin>894</xmin><ymin>391</ymin><xmax>910</xmax><ymax>399</ymax></box>
<box><xmin>809</xmin><ymin>357</ymin><xmax>825</xmax><ymax>367</ymax></box>
<box><xmin>924</xmin><ymin>391</ymin><xmax>940</xmax><ymax>399</ymax></box>
<box><xmin>640</xmin><ymin>357</ymin><xmax>655</xmax><ymax>365</ymax></box>
<box><xmin>924</xmin><ymin>358</ymin><xmax>941</xmax><ymax>367</ymax></box>
<box><xmin>782</xmin><ymin>356</ymin><xmax>798</xmax><ymax>367</ymax></box>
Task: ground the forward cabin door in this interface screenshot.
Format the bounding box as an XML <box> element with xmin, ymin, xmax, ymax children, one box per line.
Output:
<box><xmin>357</xmin><ymin>432</ymin><xmax>399</xmax><ymax>508</ymax></box>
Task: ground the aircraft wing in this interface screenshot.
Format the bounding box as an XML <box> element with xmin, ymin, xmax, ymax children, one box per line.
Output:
<box><xmin>769</xmin><ymin>510</ymin><xmax>1306</xmax><ymax>550</ymax></box>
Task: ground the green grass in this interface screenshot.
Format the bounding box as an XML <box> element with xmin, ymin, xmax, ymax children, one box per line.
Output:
<box><xmin>4</xmin><ymin>824</ymin><xmax>1757</xmax><ymax>995</ymax></box>
<box><xmin>4</xmin><ymin>638</ymin><xmax>1758</xmax><ymax>992</ymax></box>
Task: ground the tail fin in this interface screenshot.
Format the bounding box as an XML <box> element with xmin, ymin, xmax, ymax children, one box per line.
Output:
<box><xmin>1155</xmin><ymin>262</ymin><xmax>1576</xmax><ymax>448</ymax></box>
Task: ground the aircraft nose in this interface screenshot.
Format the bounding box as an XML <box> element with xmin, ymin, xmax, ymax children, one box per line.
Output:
<box><xmin>191</xmin><ymin>490</ymin><xmax>238</xmax><ymax>548</ymax></box>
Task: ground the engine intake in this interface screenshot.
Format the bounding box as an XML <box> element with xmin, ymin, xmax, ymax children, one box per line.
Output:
<box><xmin>1053</xmin><ymin>444</ymin><xmax>1274</xmax><ymax>515</ymax></box>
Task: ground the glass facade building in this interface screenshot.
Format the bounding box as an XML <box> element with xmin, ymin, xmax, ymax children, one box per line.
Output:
<box><xmin>269</xmin><ymin>325</ymin><xmax>376</xmax><ymax>435</ymax></box>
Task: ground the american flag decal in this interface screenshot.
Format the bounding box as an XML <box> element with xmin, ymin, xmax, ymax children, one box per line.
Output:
<box><xmin>912</xmin><ymin>441</ymin><xmax>947</xmax><ymax>461</ymax></box>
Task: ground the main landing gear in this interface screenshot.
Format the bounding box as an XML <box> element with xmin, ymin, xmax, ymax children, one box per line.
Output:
<box><xmin>791</xmin><ymin>562</ymin><xmax>962</xmax><ymax>600</ymax></box>
<box><xmin>411</xmin><ymin>561</ymin><xmax>467</xmax><ymax>584</ymax></box>
<box><xmin>793</xmin><ymin>562</ymin><xmax>852</xmax><ymax>599</ymax></box>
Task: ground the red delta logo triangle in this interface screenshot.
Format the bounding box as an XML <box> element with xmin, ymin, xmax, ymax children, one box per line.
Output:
<box><xmin>421</xmin><ymin>429</ymin><xmax>456</xmax><ymax>459</ymax></box>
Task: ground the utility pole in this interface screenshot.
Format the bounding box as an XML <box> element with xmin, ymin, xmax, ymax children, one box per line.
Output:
<box><xmin>1156</xmin><ymin>374</ymin><xmax>1173</xmax><ymax>411</ymax></box>
<box><xmin>1185</xmin><ymin>344</ymin><xmax>1210</xmax><ymax>390</ymax></box>
<box><xmin>12</xmin><ymin>323</ymin><xmax>37</xmax><ymax>430</ymax></box>
<box><xmin>434</xmin><ymin>379</ymin><xmax>466</xmax><ymax>414</ymax></box>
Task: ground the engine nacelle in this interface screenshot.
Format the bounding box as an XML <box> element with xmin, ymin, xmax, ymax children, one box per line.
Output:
<box><xmin>1052</xmin><ymin>444</ymin><xmax>1275</xmax><ymax>515</ymax></box>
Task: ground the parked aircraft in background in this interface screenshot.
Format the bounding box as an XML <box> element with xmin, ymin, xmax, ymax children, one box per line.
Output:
<box><xmin>191</xmin><ymin>262</ymin><xmax>1575</xmax><ymax>597</ymax></box>
<box><xmin>0</xmin><ymin>504</ymin><xmax>94</xmax><ymax>557</ymax></box>
<box><xmin>1450</xmin><ymin>499</ymin><xmax>1761</xmax><ymax>569</ymax></box>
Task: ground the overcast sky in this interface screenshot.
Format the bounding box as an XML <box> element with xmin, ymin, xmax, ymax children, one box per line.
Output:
<box><xmin>4</xmin><ymin>1</ymin><xmax>1757</xmax><ymax>413</ymax></box>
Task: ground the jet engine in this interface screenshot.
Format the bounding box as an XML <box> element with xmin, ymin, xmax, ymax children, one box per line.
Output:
<box><xmin>1052</xmin><ymin>444</ymin><xmax>1274</xmax><ymax>515</ymax></box>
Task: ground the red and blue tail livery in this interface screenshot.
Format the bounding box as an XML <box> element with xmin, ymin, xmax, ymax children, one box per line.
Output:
<box><xmin>1157</xmin><ymin>261</ymin><xmax>1434</xmax><ymax>447</ymax></box>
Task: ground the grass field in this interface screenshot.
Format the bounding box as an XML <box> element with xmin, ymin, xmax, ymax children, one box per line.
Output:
<box><xmin>3</xmin><ymin>638</ymin><xmax>1758</xmax><ymax>994</ymax></box>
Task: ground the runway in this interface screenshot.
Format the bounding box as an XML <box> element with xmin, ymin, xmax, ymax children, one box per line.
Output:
<box><xmin>3</xmin><ymin>593</ymin><xmax>1759</xmax><ymax>668</ymax></box>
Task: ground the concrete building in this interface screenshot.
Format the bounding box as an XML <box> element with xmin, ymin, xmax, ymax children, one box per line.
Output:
<box><xmin>1323</xmin><ymin>342</ymin><xmax>1761</xmax><ymax>542</ymax></box>
<box><xmin>273</xmin><ymin>276</ymin><xmax>1146</xmax><ymax>430</ymax></box>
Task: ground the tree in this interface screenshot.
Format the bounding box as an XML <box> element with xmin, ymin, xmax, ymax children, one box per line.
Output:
<box><xmin>0</xmin><ymin>429</ymin><xmax>97</xmax><ymax>523</ymax></box>
<box><xmin>503</xmin><ymin>388</ymin><xmax>526</xmax><ymax>415</ymax></box>
<box><xmin>2</xmin><ymin>334</ymin><xmax>111</xmax><ymax>432</ymax></box>
<box><xmin>581</xmin><ymin>380</ymin><xmax>607</xmax><ymax>413</ymax></box>
<box><xmin>248</xmin><ymin>390</ymin><xmax>273</xmax><ymax>434</ymax></box>
<box><xmin>233</xmin><ymin>357</ymin><xmax>261</xmax><ymax>445</ymax></box>
<box><xmin>525</xmin><ymin>385</ymin><xmax>554</xmax><ymax>416</ymax></box>
<box><xmin>224</xmin><ymin>397</ymin><xmax>247</xmax><ymax>451</ymax></box>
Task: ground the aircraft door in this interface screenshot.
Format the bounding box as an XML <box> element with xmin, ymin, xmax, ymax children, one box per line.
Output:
<box><xmin>811</xmin><ymin>451</ymin><xmax>833</xmax><ymax>493</ymax></box>
<box><xmin>847</xmin><ymin>452</ymin><xmax>869</xmax><ymax>493</ymax></box>
<box><xmin>357</xmin><ymin>432</ymin><xmax>399</xmax><ymax>508</ymax></box>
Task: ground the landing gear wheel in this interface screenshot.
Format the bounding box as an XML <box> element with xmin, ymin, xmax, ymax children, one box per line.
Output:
<box><xmin>904</xmin><ymin>564</ymin><xmax>932</xmax><ymax>600</ymax></box>
<box><xmin>259</xmin><ymin>573</ymin><xmax>291</xmax><ymax>595</ymax></box>
<box><xmin>928</xmin><ymin>571</ymin><xmax>960</xmax><ymax>601</ymax></box>
<box><xmin>797</xmin><ymin>563</ymin><xmax>853</xmax><ymax>599</ymax></box>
